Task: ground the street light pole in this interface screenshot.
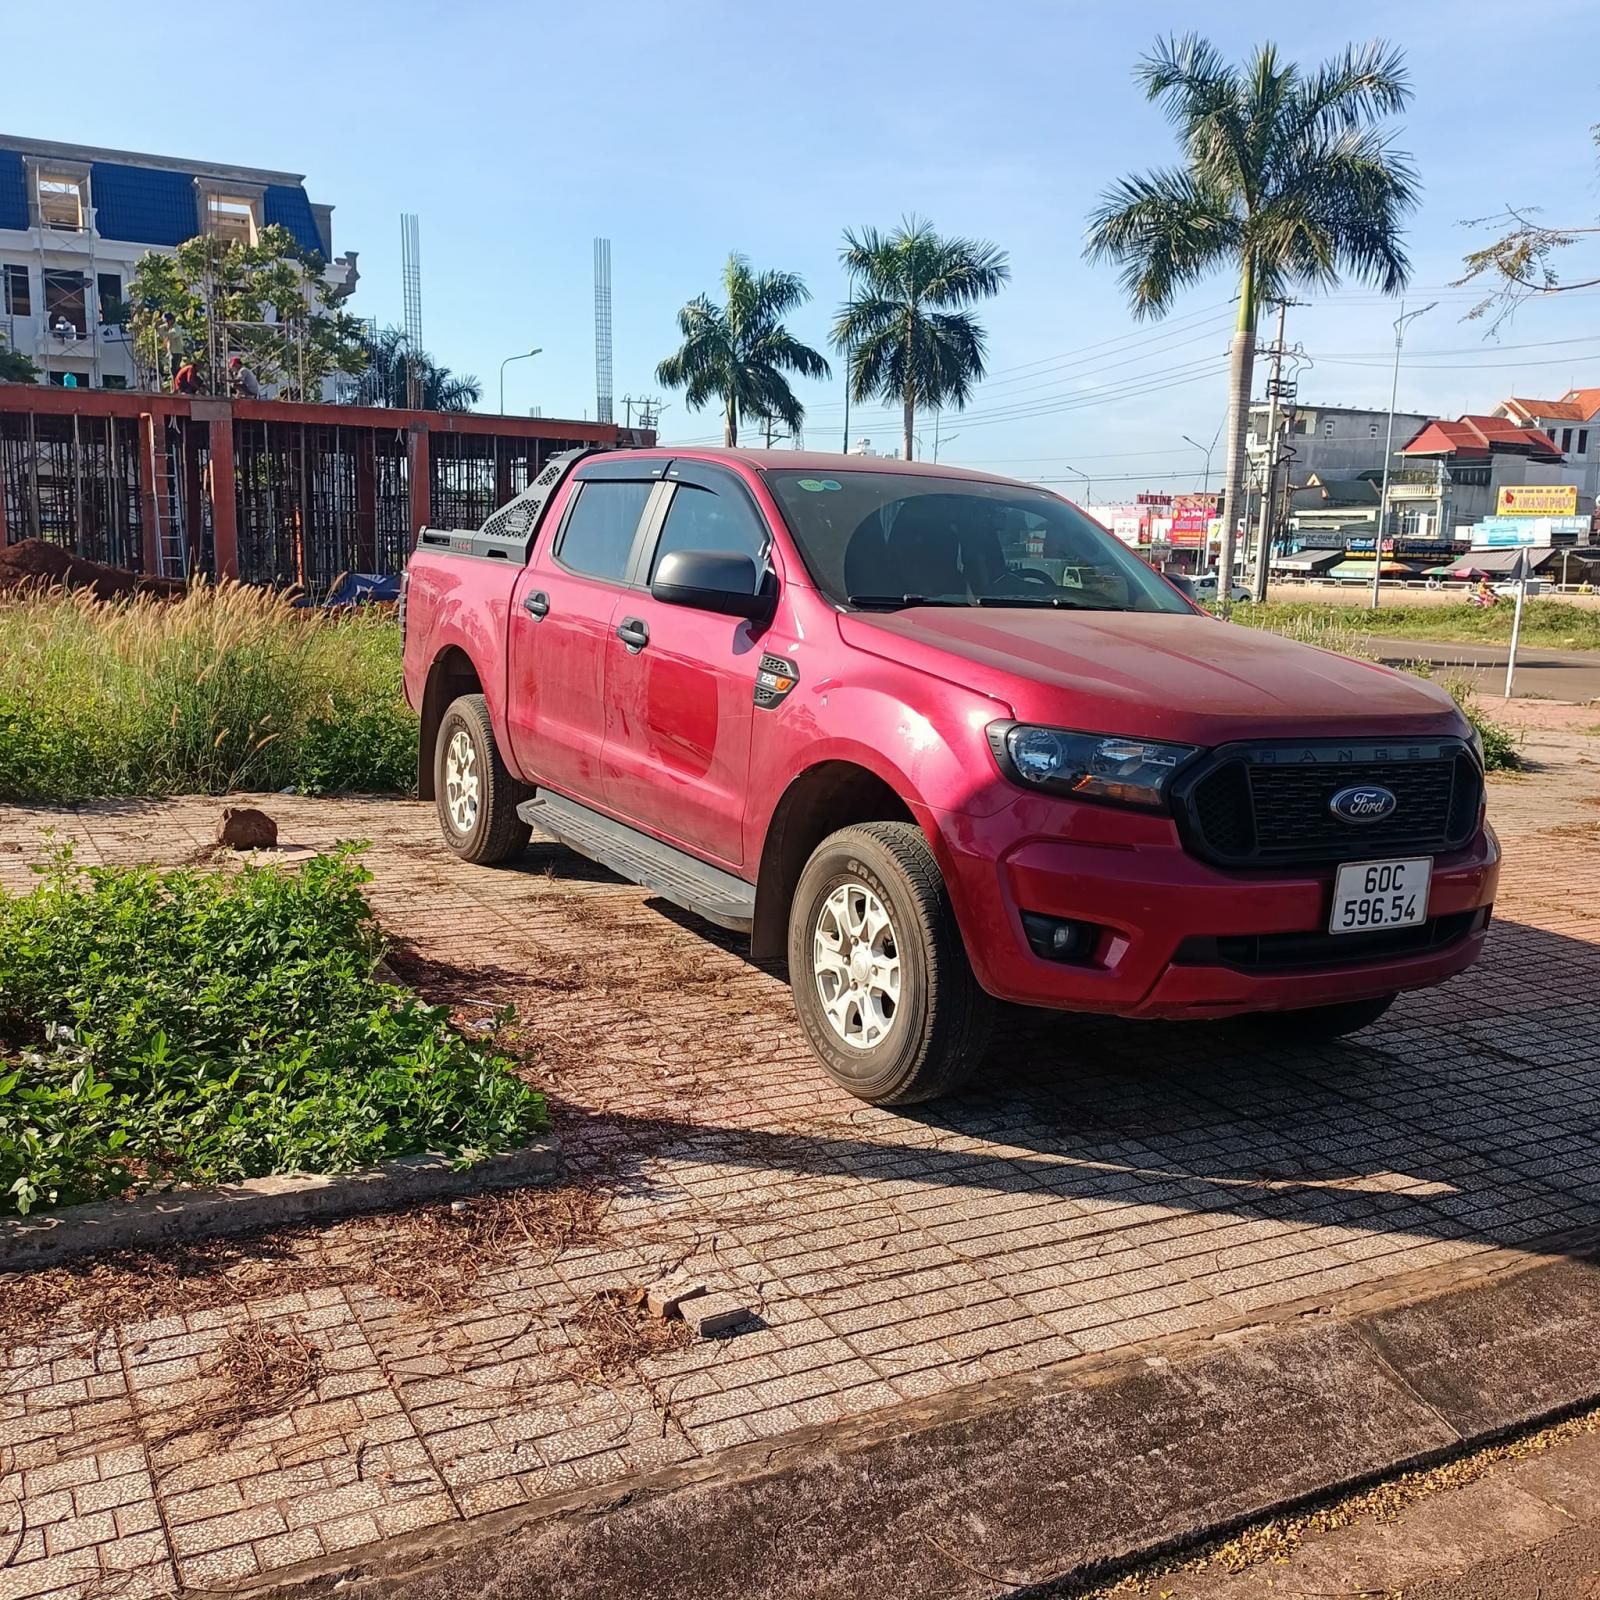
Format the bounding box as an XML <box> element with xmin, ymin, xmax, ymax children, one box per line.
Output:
<box><xmin>1182</xmin><ymin>426</ymin><xmax>1221</xmax><ymax>493</ymax></box>
<box><xmin>1062</xmin><ymin>464</ymin><xmax>1091</xmax><ymax>504</ymax></box>
<box><xmin>498</xmin><ymin>347</ymin><xmax>543</xmax><ymax>415</ymax></box>
<box><xmin>1372</xmin><ymin>302</ymin><xmax>1435</xmax><ymax>610</ymax></box>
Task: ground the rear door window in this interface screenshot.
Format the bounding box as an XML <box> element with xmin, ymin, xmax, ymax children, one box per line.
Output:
<box><xmin>554</xmin><ymin>480</ymin><xmax>654</xmax><ymax>583</ymax></box>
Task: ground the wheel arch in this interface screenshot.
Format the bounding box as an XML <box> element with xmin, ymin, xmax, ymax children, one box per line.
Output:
<box><xmin>417</xmin><ymin>646</ymin><xmax>484</xmax><ymax>800</ymax></box>
<box><xmin>750</xmin><ymin>760</ymin><xmax>920</xmax><ymax>961</ymax></box>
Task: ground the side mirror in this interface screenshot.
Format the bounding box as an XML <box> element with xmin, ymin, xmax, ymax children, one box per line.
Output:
<box><xmin>651</xmin><ymin>550</ymin><xmax>775</xmax><ymax>621</ymax></box>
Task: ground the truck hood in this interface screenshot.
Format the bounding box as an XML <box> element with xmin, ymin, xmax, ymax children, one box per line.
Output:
<box><xmin>837</xmin><ymin>607</ymin><xmax>1468</xmax><ymax>745</ymax></box>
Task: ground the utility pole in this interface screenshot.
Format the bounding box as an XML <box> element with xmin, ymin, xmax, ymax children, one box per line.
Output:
<box><xmin>1372</xmin><ymin>301</ymin><xmax>1437</xmax><ymax>610</ymax></box>
<box><xmin>1251</xmin><ymin>300</ymin><xmax>1299</xmax><ymax>604</ymax></box>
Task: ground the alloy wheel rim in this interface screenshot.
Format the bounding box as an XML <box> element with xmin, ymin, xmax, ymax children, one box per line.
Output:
<box><xmin>813</xmin><ymin>883</ymin><xmax>901</xmax><ymax>1050</ymax></box>
<box><xmin>444</xmin><ymin>729</ymin><xmax>480</xmax><ymax>834</ymax></box>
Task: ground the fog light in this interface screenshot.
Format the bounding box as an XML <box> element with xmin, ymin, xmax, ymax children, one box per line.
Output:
<box><xmin>1020</xmin><ymin>912</ymin><xmax>1099</xmax><ymax>964</ymax></box>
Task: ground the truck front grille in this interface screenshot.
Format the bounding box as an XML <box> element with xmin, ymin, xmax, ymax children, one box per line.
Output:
<box><xmin>1174</xmin><ymin>739</ymin><xmax>1483</xmax><ymax>868</ymax></box>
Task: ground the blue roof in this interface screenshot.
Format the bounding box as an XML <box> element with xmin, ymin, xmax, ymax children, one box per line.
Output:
<box><xmin>0</xmin><ymin>144</ymin><xmax>326</xmax><ymax>256</ymax></box>
<box><xmin>0</xmin><ymin>152</ymin><xmax>27</xmax><ymax>232</ymax></box>
<box><xmin>90</xmin><ymin>161</ymin><xmax>197</xmax><ymax>247</ymax></box>
<box><xmin>263</xmin><ymin>184</ymin><xmax>324</xmax><ymax>256</ymax></box>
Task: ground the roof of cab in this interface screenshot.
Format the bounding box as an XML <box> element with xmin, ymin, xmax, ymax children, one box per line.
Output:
<box><xmin>615</xmin><ymin>446</ymin><xmax>1028</xmax><ymax>488</ymax></box>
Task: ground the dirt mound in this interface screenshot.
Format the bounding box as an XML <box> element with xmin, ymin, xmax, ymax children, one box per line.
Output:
<box><xmin>0</xmin><ymin>538</ymin><xmax>186</xmax><ymax>600</ymax></box>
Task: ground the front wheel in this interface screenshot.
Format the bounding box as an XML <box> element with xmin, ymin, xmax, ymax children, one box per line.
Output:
<box><xmin>787</xmin><ymin>822</ymin><xmax>993</xmax><ymax>1106</ymax></box>
<box><xmin>434</xmin><ymin>694</ymin><xmax>531</xmax><ymax>865</ymax></box>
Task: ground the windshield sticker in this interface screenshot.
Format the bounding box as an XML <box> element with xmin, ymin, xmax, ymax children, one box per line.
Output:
<box><xmin>796</xmin><ymin>478</ymin><xmax>842</xmax><ymax>492</ymax></box>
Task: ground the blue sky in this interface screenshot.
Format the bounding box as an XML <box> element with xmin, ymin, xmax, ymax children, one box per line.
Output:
<box><xmin>10</xmin><ymin>0</ymin><xmax>1600</xmax><ymax>491</ymax></box>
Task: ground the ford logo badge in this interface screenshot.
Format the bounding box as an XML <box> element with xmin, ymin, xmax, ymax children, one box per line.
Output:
<box><xmin>1329</xmin><ymin>785</ymin><xmax>1397</xmax><ymax>824</ymax></box>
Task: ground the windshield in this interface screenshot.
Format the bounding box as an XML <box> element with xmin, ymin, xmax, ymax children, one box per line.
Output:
<box><xmin>762</xmin><ymin>470</ymin><xmax>1190</xmax><ymax>613</ymax></box>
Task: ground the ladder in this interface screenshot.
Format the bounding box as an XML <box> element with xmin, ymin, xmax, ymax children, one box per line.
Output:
<box><xmin>147</xmin><ymin>420</ymin><xmax>188</xmax><ymax>580</ymax></box>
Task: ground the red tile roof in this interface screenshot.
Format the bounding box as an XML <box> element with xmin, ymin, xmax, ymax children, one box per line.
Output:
<box><xmin>1500</xmin><ymin>389</ymin><xmax>1600</xmax><ymax>425</ymax></box>
<box><xmin>1504</xmin><ymin>396</ymin><xmax>1586</xmax><ymax>422</ymax></box>
<box><xmin>1402</xmin><ymin>415</ymin><xmax>1566</xmax><ymax>459</ymax></box>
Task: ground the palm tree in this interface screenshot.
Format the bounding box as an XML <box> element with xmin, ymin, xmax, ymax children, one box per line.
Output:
<box><xmin>358</xmin><ymin>325</ymin><xmax>482</xmax><ymax>412</ymax></box>
<box><xmin>656</xmin><ymin>255</ymin><xmax>831</xmax><ymax>447</ymax></box>
<box><xmin>1086</xmin><ymin>37</ymin><xmax>1418</xmax><ymax>591</ymax></box>
<box><xmin>833</xmin><ymin>218</ymin><xmax>1010</xmax><ymax>461</ymax></box>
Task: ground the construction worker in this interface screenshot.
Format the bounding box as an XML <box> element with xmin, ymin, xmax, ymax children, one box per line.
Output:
<box><xmin>158</xmin><ymin>313</ymin><xmax>188</xmax><ymax>383</ymax></box>
<box><xmin>172</xmin><ymin>360</ymin><xmax>201</xmax><ymax>395</ymax></box>
<box><xmin>228</xmin><ymin>356</ymin><xmax>262</xmax><ymax>399</ymax></box>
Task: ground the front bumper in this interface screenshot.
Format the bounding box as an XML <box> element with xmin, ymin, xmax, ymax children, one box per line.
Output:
<box><xmin>936</xmin><ymin>808</ymin><xmax>1501</xmax><ymax>1020</ymax></box>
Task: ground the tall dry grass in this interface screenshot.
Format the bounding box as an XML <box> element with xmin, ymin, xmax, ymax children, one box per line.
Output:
<box><xmin>0</xmin><ymin>584</ymin><xmax>415</xmax><ymax>800</ymax></box>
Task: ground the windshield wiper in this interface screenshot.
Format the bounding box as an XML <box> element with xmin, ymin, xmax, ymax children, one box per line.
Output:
<box><xmin>845</xmin><ymin>594</ymin><xmax>976</xmax><ymax>611</ymax></box>
<box><xmin>974</xmin><ymin>595</ymin><xmax>1111</xmax><ymax>611</ymax></box>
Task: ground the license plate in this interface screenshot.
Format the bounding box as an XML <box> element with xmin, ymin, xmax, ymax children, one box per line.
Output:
<box><xmin>1329</xmin><ymin>858</ymin><xmax>1432</xmax><ymax>935</ymax></box>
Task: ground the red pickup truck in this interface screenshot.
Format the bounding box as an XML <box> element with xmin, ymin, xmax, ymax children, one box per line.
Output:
<box><xmin>401</xmin><ymin>448</ymin><xmax>1499</xmax><ymax>1104</ymax></box>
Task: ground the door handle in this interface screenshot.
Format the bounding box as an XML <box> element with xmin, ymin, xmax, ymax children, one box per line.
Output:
<box><xmin>522</xmin><ymin>590</ymin><xmax>550</xmax><ymax>620</ymax></box>
<box><xmin>616</xmin><ymin>616</ymin><xmax>649</xmax><ymax>653</ymax></box>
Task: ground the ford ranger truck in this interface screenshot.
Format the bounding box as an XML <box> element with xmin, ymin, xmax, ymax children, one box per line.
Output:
<box><xmin>401</xmin><ymin>448</ymin><xmax>1499</xmax><ymax>1106</ymax></box>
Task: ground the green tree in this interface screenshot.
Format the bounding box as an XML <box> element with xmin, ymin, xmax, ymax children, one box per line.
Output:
<box><xmin>358</xmin><ymin>325</ymin><xmax>482</xmax><ymax>411</ymax></box>
<box><xmin>656</xmin><ymin>254</ymin><xmax>830</xmax><ymax>448</ymax></box>
<box><xmin>1086</xmin><ymin>37</ymin><xmax>1418</xmax><ymax>591</ymax></box>
<box><xmin>129</xmin><ymin>224</ymin><xmax>367</xmax><ymax>400</ymax></box>
<box><xmin>0</xmin><ymin>346</ymin><xmax>39</xmax><ymax>384</ymax></box>
<box><xmin>833</xmin><ymin>218</ymin><xmax>1009</xmax><ymax>461</ymax></box>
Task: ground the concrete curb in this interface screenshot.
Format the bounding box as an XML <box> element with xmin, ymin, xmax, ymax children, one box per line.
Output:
<box><xmin>0</xmin><ymin>1138</ymin><xmax>560</xmax><ymax>1268</ymax></box>
<box><xmin>237</xmin><ymin>1231</ymin><xmax>1600</xmax><ymax>1600</ymax></box>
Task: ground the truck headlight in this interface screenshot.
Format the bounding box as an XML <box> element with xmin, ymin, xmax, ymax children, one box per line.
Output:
<box><xmin>986</xmin><ymin>722</ymin><xmax>1199</xmax><ymax>809</ymax></box>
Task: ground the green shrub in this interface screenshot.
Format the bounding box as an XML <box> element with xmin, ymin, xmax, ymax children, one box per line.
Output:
<box><xmin>1442</xmin><ymin>679</ymin><xmax>1520</xmax><ymax>772</ymax></box>
<box><xmin>0</xmin><ymin>585</ymin><xmax>416</xmax><ymax>800</ymax></box>
<box><xmin>0</xmin><ymin>847</ymin><xmax>547</xmax><ymax>1215</ymax></box>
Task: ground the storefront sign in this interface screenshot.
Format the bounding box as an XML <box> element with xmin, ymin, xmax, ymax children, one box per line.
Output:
<box><xmin>1169</xmin><ymin>492</ymin><xmax>1219</xmax><ymax>534</ymax></box>
<box><xmin>1497</xmin><ymin>484</ymin><xmax>1578</xmax><ymax>516</ymax></box>
<box><xmin>1471</xmin><ymin>514</ymin><xmax>1591</xmax><ymax>548</ymax></box>
<box><xmin>1471</xmin><ymin>518</ymin><xmax>1539</xmax><ymax>548</ymax></box>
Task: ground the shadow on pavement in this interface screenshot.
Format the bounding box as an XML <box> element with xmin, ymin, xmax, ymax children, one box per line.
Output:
<box><xmin>556</xmin><ymin>915</ymin><xmax>1600</xmax><ymax>1261</ymax></box>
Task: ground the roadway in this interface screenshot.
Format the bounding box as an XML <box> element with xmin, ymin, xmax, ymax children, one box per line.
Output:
<box><xmin>1370</xmin><ymin>636</ymin><xmax>1600</xmax><ymax>703</ymax></box>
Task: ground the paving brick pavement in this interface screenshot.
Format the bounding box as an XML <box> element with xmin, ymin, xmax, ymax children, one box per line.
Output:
<box><xmin>1</xmin><ymin>721</ymin><xmax>1597</xmax><ymax>1596</ymax></box>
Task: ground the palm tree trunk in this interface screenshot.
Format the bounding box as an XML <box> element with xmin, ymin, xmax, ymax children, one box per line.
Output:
<box><xmin>903</xmin><ymin>312</ymin><xmax>917</xmax><ymax>461</ymax></box>
<box><xmin>1216</xmin><ymin>258</ymin><xmax>1258</xmax><ymax>596</ymax></box>
<box><xmin>725</xmin><ymin>396</ymin><xmax>737</xmax><ymax>449</ymax></box>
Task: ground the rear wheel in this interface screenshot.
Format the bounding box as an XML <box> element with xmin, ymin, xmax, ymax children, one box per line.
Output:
<box><xmin>1243</xmin><ymin>993</ymin><xmax>1397</xmax><ymax>1041</ymax></box>
<box><xmin>787</xmin><ymin>822</ymin><xmax>993</xmax><ymax>1105</ymax></box>
<box><xmin>434</xmin><ymin>694</ymin><xmax>531</xmax><ymax>865</ymax></box>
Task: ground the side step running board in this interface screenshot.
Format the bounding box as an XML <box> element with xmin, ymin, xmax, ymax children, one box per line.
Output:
<box><xmin>518</xmin><ymin>791</ymin><xmax>756</xmax><ymax>934</ymax></box>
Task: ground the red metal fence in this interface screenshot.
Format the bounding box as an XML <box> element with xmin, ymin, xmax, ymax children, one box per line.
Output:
<box><xmin>0</xmin><ymin>388</ymin><xmax>650</xmax><ymax>588</ymax></box>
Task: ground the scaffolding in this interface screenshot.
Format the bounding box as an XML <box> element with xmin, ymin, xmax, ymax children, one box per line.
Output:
<box><xmin>593</xmin><ymin>238</ymin><xmax>613</xmax><ymax>425</ymax></box>
<box><xmin>0</xmin><ymin>389</ymin><xmax>638</xmax><ymax>593</ymax></box>
<box><xmin>401</xmin><ymin>214</ymin><xmax>424</xmax><ymax>410</ymax></box>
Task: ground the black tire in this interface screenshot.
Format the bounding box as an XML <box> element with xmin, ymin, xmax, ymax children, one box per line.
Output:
<box><xmin>1242</xmin><ymin>992</ymin><xmax>1397</xmax><ymax>1041</ymax></box>
<box><xmin>433</xmin><ymin>694</ymin><xmax>531</xmax><ymax>865</ymax></box>
<box><xmin>787</xmin><ymin>822</ymin><xmax>993</xmax><ymax>1105</ymax></box>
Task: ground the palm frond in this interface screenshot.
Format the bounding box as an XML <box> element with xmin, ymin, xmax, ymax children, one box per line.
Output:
<box><xmin>1286</xmin><ymin>40</ymin><xmax>1411</xmax><ymax>140</ymax></box>
<box><xmin>1085</xmin><ymin>169</ymin><xmax>1239</xmax><ymax>317</ymax></box>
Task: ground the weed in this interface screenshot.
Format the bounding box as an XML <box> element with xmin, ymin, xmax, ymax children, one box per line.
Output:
<box><xmin>0</xmin><ymin>846</ymin><xmax>547</xmax><ymax>1215</ymax></box>
<box><xmin>0</xmin><ymin>584</ymin><xmax>414</xmax><ymax>800</ymax></box>
<box><xmin>1231</xmin><ymin>598</ymin><xmax>1600</xmax><ymax>651</ymax></box>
